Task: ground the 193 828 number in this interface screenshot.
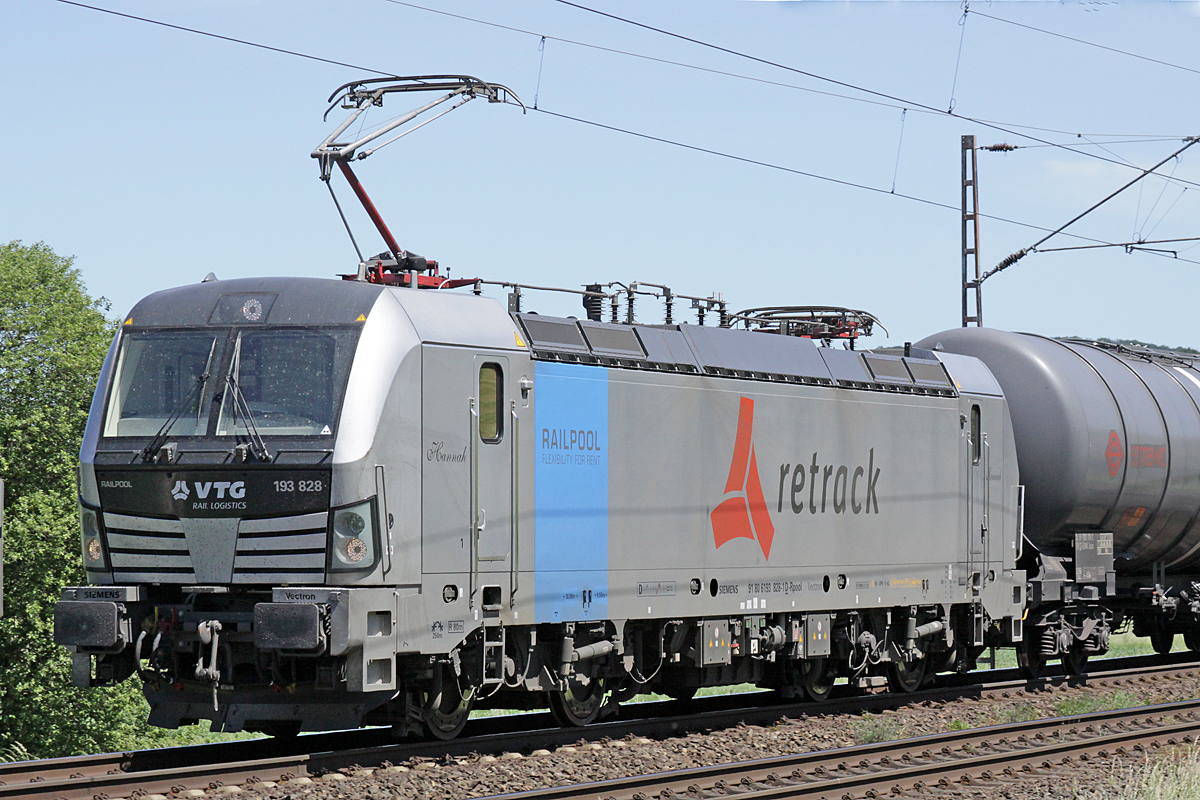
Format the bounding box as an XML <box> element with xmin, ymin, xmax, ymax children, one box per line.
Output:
<box><xmin>273</xmin><ymin>480</ymin><xmax>324</xmax><ymax>492</ymax></box>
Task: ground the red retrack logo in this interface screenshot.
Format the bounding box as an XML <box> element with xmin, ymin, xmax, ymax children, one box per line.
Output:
<box><xmin>710</xmin><ymin>396</ymin><xmax>776</xmax><ymax>559</ymax></box>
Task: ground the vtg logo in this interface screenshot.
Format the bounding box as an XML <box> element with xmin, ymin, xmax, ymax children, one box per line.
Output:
<box><xmin>710</xmin><ymin>397</ymin><xmax>776</xmax><ymax>560</ymax></box>
<box><xmin>171</xmin><ymin>480</ymin><xmax>246</xmax><ymax>500</ymax></box>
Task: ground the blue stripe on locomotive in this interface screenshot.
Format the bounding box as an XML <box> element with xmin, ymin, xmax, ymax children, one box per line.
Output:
<box><xmin>533</xmin><ymin>361</ymin><xmax>609</xmax><ymax>623</ymax></box>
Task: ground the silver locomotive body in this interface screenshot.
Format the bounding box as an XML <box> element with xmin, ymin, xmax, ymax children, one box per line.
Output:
<box><xmin>56</xmin><ymin>277</ymin><xmax>1028</xmax><ymax>736</ymax></box>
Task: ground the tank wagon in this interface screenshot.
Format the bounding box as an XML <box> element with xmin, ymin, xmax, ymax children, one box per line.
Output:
<box><xmin>54</xmin><ymin>272</ymin><xmax>1035</xmax><ymax>738</ymax></box>
<box><xmin>919</xmin><ymin>328</ymin><xmax>1200</xmax><ymax>671</ymax></box>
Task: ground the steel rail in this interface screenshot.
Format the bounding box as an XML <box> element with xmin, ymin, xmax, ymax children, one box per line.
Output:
<box><xmin>485</xmin><ymin>700</ymin><xmax>1200</xmax><ymax>800</ymax></box>
<box><xmin>3</xmin><ymin>653</ymin><xmax>1198</xmax><ymax>799</ymax></box>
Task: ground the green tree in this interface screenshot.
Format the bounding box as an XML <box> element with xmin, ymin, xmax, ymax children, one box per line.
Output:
<box><xmin>0</xmin><ymin>240</ymin><xmax>152</xmax><ymax>757</ymax></box>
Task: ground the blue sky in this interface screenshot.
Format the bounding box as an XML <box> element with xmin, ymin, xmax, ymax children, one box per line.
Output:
<box><xmin>5</xmin><ymin>0</ymin><xmax>1200</xmax><ymax>348</ymax></box>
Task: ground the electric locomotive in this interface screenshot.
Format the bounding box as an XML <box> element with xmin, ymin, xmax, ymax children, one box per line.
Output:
<box><xmin>54</xmin><ymin>73</ymin><xmax>1200</xmax><ymax>740</ymax></box>
<box><xmin>55</xmin><ymin>268</ymin><xmax>1034</xmax><ymax>738</ymax></box>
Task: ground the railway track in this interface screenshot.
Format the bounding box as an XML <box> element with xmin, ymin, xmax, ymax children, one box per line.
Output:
<box><xmin>493</xmin><ymin>699</ymin><xmax>1200</xmax><ymax>800</ymax></box>
<box><xmin>4</xmin><ymin>653</ymin><xmax>1198</xmax><ymax>800</ymax></box>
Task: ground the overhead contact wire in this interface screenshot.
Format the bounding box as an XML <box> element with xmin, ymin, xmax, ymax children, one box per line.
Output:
<box><xmin>51</xmin><ymin>0</ymin><xmax>1200</xmax><ymax>269</ymax></box>
<box><xmin>551</xmin><ymin>0</ymin><xmax>1200</xmax><ymax>190</ymax></box>
<box><xmin>891</xmin><ymin>109</ymin><xmax>907</xmax><ymax>194</ymax></box>
<box><xmin>384</xmin><ymin>0</ymin><xmax>1186</xmax><ymax>141</ymax></box>
<box><xmin>969</xmin><ymin>9</ymin><xmax>1200</xmax><ymax>77</ymax></box>
<box><xmin>537</xmin><ymin>107</ymin><xmax>1095</xmax><ymax>242</ymax></box>
<box><xmin>534</xmin><ymin>36</ymin><xmax>547</xmax><ymax>109</ymax></box>
<box><xmin>948</xmin><ymin>2</ymin><xmax>970</xmax><ymax>113</ymax></box>
<box><xmin>536</xmin><ymin>107</ymin><xmax>1200</xmax><ymax>269</ymax></box>
<box><xmin>53</xmin><ymin>0</ymin><xmax>391</xmax><ymax>75</ymax></box>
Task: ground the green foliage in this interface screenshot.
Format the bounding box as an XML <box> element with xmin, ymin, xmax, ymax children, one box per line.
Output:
<box><xmin>0</xmin><ymin>243</ymin><xmax>255</xmax><ymax>758</ymax></box>
<box><xmin>1053</xmin><ymin>690</ymin><xmax>1138</xmax><ymax>718</ymax></box>
<box><xmin>0</xmin><ymin>241</ymin><xmax>113</xmax><ymax>503</ymax></box>
<box><xmin>994</xmin><ymin>703</ymin><xmax>1039</xmax><ymax>725</ymax></box>
<box><xmin>850</xmin><ymin>713</ymin><xmax>903</xmax><ymax>744</ymax></box>
<box><xmin>0</xmin><ymin>241</ymin><xmax>176</xmax><ymax>758</ymax></box>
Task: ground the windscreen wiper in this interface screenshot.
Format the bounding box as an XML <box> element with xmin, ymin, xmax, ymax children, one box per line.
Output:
<box><xmin>224</xmin><ymin>372</ymin><xmax>272</xmax><ymax>463</ymax></box>
<box><xmin>142</xmin><ymin>339</ymin><xmax>217</xmax><ymax>463</ymax></box>
<box><xmin>142</xmin><ymin>372</ymin><xmax>209</xmax><ymax>463</ymax></box>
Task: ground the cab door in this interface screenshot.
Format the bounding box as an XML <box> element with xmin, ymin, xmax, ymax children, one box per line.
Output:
<box><xmin>965</xmin><ymin>401</ymin><xmax>988</xmax><ymax>592</ymax></box>
<box><xmin>472</xmin><ymin>356</ymin><xmax>513</xmax><ymax>572</ymax></box>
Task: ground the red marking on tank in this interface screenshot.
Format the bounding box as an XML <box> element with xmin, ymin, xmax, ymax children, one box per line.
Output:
<box><xmin>711</xmin><ymin>397</ymin><xmax>776</xmax><ymax>559</ymax></box>
<box><xmin>1129</xmin><ymin>444</ymin><xmax>1167</xmax><ymax>469</ymax></box>
<box><xmin>1105</xmin><ymin>430</ymin><xmax>1124</xmax><ymax>478</ymax></box>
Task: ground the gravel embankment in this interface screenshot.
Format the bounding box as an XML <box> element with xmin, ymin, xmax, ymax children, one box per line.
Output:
<box><xmin>219</xmin><ymin>674</ymin><xmax>1200</xmax><ymax>800</ymax></box>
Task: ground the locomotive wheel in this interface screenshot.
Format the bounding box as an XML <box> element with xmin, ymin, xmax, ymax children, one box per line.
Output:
<box><xmin>1016</xmin><ymin>637</ymin><xmax>1047</xmax><ymax>681</ymax></box>
<box><xmin>611</xmin><ymin>677</ymin><xmax>639</xmax><ymax>704</ymax></box>
<box><xmin>1150</xmin><ymin>628</ymin><xmax>1175</xmax><ymax>655</ymax></box>
<box><xmin>422</xmin><ymin>668</ymin><xmax>474</xmax><ymax>740</ymax></box>
<box><xmin>549</xmin><ymin>676</ymin><xmax>606</xmax><ymax>727</ymax></box>
<box><xmin>800</xmin><ymin>658</ymin><xmax>835</xmax><ymax>701</ymax></box>
<box><xmin>1062</xmin><ymin>647</ymin><xmax>1089</xmax><ymax>676</ymax></box>
<box><xmin>886</xmin><ymin>656</ymin><xmax>926</xmax><ymax>693</ymax></box>
<box><xmin>1185</xmin><ymin>631</ymin><xmax>1200</xmax><ymax>652</ymax></box>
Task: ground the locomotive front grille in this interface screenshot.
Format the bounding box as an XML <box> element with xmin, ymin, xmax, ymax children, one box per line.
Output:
<box><xmin>100</xmin><ymin>511</ymin><xmax>328</xmax><ymax>585</ymax></box>
<box><xmin>233</xmin><ymin>512</ymin><xmax>328</xmax><ymax>584</ymax></box>
<box><xmin>105</xmin><ymin>513</ymin><xmax>195</xmax><ymax>583</ymax></box>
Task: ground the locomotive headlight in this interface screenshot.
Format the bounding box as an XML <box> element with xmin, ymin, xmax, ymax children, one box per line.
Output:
<box><xmin>80</xmin><ymin>507</ymin><xmax>107</xmax><ymax>569</ymax></box>
<box><xmin>329</xmin><ymin>500</ymin><xmax>377</xmax><ymax>572</ymax></box>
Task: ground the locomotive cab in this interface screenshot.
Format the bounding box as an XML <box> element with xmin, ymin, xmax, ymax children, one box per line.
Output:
<box><xmin>54</xmin><ymin>276</ymin><xmax>477</xmax><ymax>733</ymax></box>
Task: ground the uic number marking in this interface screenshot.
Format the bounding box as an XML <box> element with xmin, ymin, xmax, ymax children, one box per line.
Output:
<box><xmin>273</xmin><ymin>480</ymin><xmax>324</xmax><ymax>492</ymax></box>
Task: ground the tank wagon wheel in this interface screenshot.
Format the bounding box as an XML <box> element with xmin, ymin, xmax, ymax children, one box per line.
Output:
<box><xmin>1016</xmin><ymin>637</ymin><xmax>1047</xmax><ymax>681</ymax></box>
<box><xmin>422</xmin><ymin>667</ymin><xmax>475</xmax><ymax>740</ymax></box>
<box><xmin>1150</xmin><ymin>628</ymin><xmax>1175</xmax><ymax>655</ymax></box>
<box><xmin>548</xmin><ymin>676</ymin><xmax>607</xmax><ymax>727</ymax></box>
<box><xmin>1062</xmin><ymin>647</ymin><xmax>1089</xmax><ymax>676</ymax></box>
<box><xmin>1185</xmin><ymin>631</ymin><xmax>1200</xmax><ymax>652</ymax></box>
<box><xmin>800</xmin><ymin>658</ymin><xmax>836</xmax><ymax>702</ymax></box>
<box><xmin>886</xmin><ymin>656</ymin><xmax>927</xmax><ymax>693</ymax></box>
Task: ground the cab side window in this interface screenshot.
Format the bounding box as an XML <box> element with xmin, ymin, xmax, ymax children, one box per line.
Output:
<box><xmin>971</xmin><ymin>404</ymin><xmax>981</xmax><ymax>465</ymax></box>
<box><xmin>479</xmin><ymin>363</ymin><xmax>503</xmax><ymax>443</ymax></box>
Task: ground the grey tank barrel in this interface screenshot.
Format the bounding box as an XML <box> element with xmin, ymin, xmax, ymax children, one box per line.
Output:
<box><xmin>918</xmin><ymin>327</ymin><xmax>1200</xmax><ymax>573</ymax></box>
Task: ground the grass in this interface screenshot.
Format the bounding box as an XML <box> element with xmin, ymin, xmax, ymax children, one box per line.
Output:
<box><xmin>981</xmin><ymin>630</ymin><xmax>1169</xmax><ymax>672</ymax></box>
<box><xmin>1053</xmin><ymin>690</ymin><xmax>1140</xmax><ymax>718</ymax></box>
<box><xmin>0</xmin><ymin>742</ymin><xmax>33</xmax><ymax>764</ymax></box>
<box><xmin>1117</xmin><ymin>744</ymin><xmax>1200</xmax><ymax>800</ymax></box>
<box><xmin>628</xmin><ymin>683</ymin><xmax>770</xmax><ymax>704</ymax></box>
<box><xmin>849</xmin><ymin>714</ymin><xmax>904</xmax><ymax>744</ymax></box>
<box><xmin>993</xmin><ymin>703</ymin><xmax>1040</xmax><ymax>725</ymax></box>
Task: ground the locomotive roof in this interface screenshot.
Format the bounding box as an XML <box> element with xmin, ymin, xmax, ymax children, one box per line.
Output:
<box><xmin>512</xmin><ymin>311</ymin><xmax>988</xmax><ymax>399</ymax></box>
<box><xmin>121</xmin><ymin>276</ymin><xmax>385</xmax><ymax>327</ymax></box>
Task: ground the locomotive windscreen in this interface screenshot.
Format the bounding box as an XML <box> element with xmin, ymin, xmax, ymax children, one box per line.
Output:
<box><xmin>102</xmin><ymin>327</ymin><xmax>359</xmax><ymax>439</ymax></box>
<box><xmin>102</xmin><ymin>331</ymin><xmax>225</xmax><ymax>437</ymax></box>
<box><xmin>216</xmin><ymin>329</ymin><xmax>356</xmax><ymax>436</ymax></box>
